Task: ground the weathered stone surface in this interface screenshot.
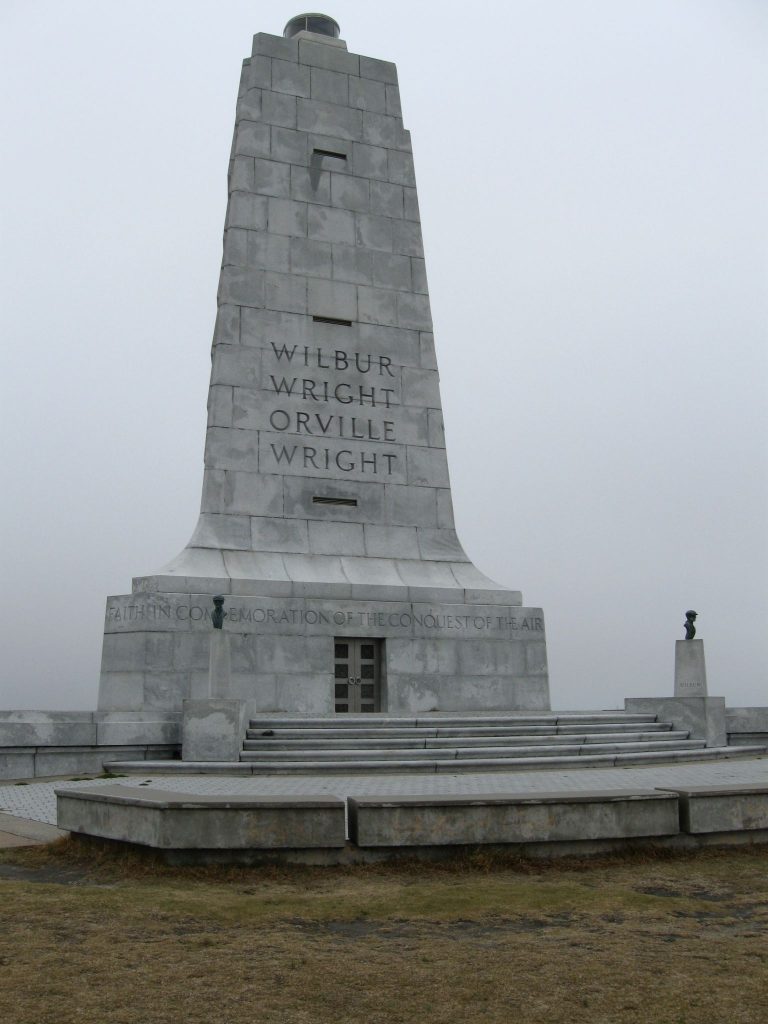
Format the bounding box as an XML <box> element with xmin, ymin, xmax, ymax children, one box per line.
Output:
<box><xmin>57</xmin><ymin>785</ymin><xmax>346</xmax><ymax>849</ymax></box>
<box><xmin>348</xmin><ymin>790</ymin><xmax>679</xmax><ymax>847</ymax></box>
<box><xmin>658</xmin><ymin>784</ymin><xmax>768</xmax><ymax>834</ymax></box>
<box><xmin>674</xmin><ymin>639</ymin><xmax>707</xmax><ymax>697</ymax></box>
<box><xmin>182</xmin><ymin>699</ymin><xmax>247</xmax><ymax>761</ymax></box>
<box><xmin>625</xmin><ymin>697</ymin><xmax>726</xmax><ymax>747</ymax></box>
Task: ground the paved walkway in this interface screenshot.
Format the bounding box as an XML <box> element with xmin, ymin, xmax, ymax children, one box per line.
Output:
<box><xmin>1</xmin><ymin>757</ymin><xmax>767</xmax><ymax>828</ymax></box>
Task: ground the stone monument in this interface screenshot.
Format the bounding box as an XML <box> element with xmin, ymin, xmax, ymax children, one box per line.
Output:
<box><xmin>98</xmin><ymin>14</ymin><xmax>550</xmax><ymax>717</ymax></box>
<box><xmin>675</xmin><ymin>610</ymin><xmax>707</xmax><ymax>698</ymax></box>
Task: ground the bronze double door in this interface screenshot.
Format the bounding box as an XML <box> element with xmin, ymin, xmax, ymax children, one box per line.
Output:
<box><xmin>333</xmin><ymin>638</ymin><xmax>381</xmax><ymax>713</ymax></box>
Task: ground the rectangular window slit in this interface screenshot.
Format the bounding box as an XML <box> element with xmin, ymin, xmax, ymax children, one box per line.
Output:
<box><xmin>313</xmin><ymin>496</ymin><xmax>358</xmax><ymax>507</ymax></box>
<box><xmin>313</xmin><ymin>148</ymin><xmax>347</xmax><ymax>161</ymax></box>
<box><xmin>312</xmin><ymin>315</ymin><xmax>352</xmax><ymax>326</ymax></box>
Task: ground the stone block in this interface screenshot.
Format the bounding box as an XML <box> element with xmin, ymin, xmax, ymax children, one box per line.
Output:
<box><xmin>411</xmin><ymin>258</ymin><xmax>428</xmax><ymax>294</ymax></box>
<box><xmin>226</xmin><ymin>192</ymin><xmax>268</xmax><ymax>231</ymax></box>
<box><xmin>331</xmin><ymin>173</ymin><xmax>370</xmax><ymax>213</ymax></box>
<box><xmin>182</xmin><ymin>699</ymin><xmax>247</xmax><ymax>761</ymax></box>
<box><xmin>271</xmin><ymin>58</ymin><xmax>311</xmax><ymax>97</ymax></box>
<box><xmin>251</xmin><ymin>515</ymin><xmax>309</xmax><ymax>553</ymax></box>
<box><xmin>212</xmin><ymin>304</ymin><xmax>240</xmax><ymax>346</ymax></box>
<box><xmin>385</xmin><ymin>85</ymin><xmax>402</xmax><ymax>117</ymax></box>
<box><xmin>357</xmin><ymin>285</ymin><xmax>398</xmax><ymax>326</ymax></box>
<box><xmin>308</xmin><ymin>205</ymin><xmax>355</xmax><ymax>244</ymax></box>
<box><xmin>204</xmin><ymin>427</ymin><xmax>260</xmax><ymax>472</ymax></box>
<box><xmin>0</xmin><ymin>712</ymin><xmax>96</xmax><ymax>748</ymax></box>
<box><xmin>307</xmin><ymin>278</ymin><xmax>357</xmax><ymax>320</ymax></box>
<box><xmin>404</xmin><ymin>187</ymin><xmax>420</xmax><ymax>222</ymax></box>
<box><xmin>218</xmin><ymin>267</ymin><xmax>264</xmax><ymax>308</ymax></box>
<box><xmin>189</xmin><ymin>514</ymin><xmax>252</xmax><ymax>551</ymax></box>
<box><xmin>57</xmin><ymin>785</ymin><xmax>347</xmax><ymax>849</ymax></box>
<box><xmin>95</xmin><ymin>712</ymin><xmax>181</xmax><ymax>747</ymax></box>
<box><xmin>299</xmin><ymin>39</ymin><xmax>360</xmax><ymax>75</ymax></box>
<box><xmin>349</xmin><ymin>77</ymin><xmax>386</xmax><ymax>113</ymax></box>
<box><xmin>370</xmin><ymin>181</ymin><xmax>404</xmax><ymax>218</ymax></box>
<box><xmin>267</xmin><ymin>198</ymin><xmax>308</xmax><ymax>237</ymax></box>
<box><xmin>372</xmin><ymin>252</ymin><xmax>411</xmax><ymax>291</ymax></box>
<box><xmin>297</xmin><ymin>99</ymin><xmax>362</xmax><ymax>141</ymax></box>
<box><xmin>0</xmin><ymin>750</ymin><xmax>35</xmax><ymax>780</ymax></box>
<box><xmin>658</xmin><ymin>784</ymin><xmax>768</xmax><ymax>834</ymax></box>
<box><xmin>290</xmin><ymin>237</ymin><xmax>332</xmax><ymax>277</ymax></box>
<box><xmin>388</xmin><ymin>150</ymin><xmax>415</xmax><ymax>186</ymax></box>
<box><xmin>202</xmin><ymin>471</ymin><xmax>284</xmax><ymax>520</ymax></box>
<box><xmin>402</xmin><ymin>367</ymin><xmax>440</xmax><ymax>407</ymax></box>
<box><xmin>624</xmin><ymin>697</ymin><xmax>726</xmax><ymax>747</ymax></box>
<box><xmin>384</xmin><ymin>484</ymin><xmax>438</xmax><ymax>527</ymax></box>
<box><xmin>364</xmin><ymin>524</ymin><xmax>420</xmax><ymax>559</ymax></box>
<box><xmin>362</xmin><ymin>112</ymin><xmax>407</xmax><ymax>149</ymax></box>
<box><xmin>355</xmin><ymin>213</ymin><xmax>394</xmax><ymax>252</ymax></box>
<box><xmin>290</xmin><ymin>165</ymin><xmax>331</xmax><ymax>204</ymax></box>
<box><xmin>427</xmin><ymin>408</ymin><xmax>445</xmax><ymax>447</ymax></box>
<box><xmin>212</xmin><ymin>344</ymin><xmax>261</xmax><ymax>387</ymax></box>
<box><xmin>398</xmin><ymin>292</ymin><xmax>432</xmax><ymax>331</ymax></box>
<box><xmin>392</xmin><ymin>219</ymin><xmax>424</xmax><ymax>257</ymax></box>
<box><xmin>270</xmin><ymin>125</ymin><xmax>308</xmax><ymax>164</ymax></box>
<box><xmin>407</xmin><ymin>446</ymin><xmax>450</xmax><ymax>487</ymax></box>
<box><xmin>237</xmin><ymin>89</ymin><xmax>262</xmax><ymax>122</ymax></box>
<box><xmin>265</xmin><ymin>270</ymin><xmax>308</xmax><ymax>313</ymax></box>
<box><xmin>245</xmin><ymin>54</ymin><xmax>272</xmax><ymax>89</ymax></box>
<box><xmin>310</xmin><ymin>66</ymin><xmax>348</xmax><ymax>106</ymax></box>
<box><xmin>234</xmin><ymin>120</ymin><xmax>271</xmax><ymax>158</ymax></box>
<box><xmin>348</xmin><ymin>790</ymin><xmax>679</xmax><ymax>847</ymax></box>
<box><xmin>283</xmin><ymin>475</ymin><xmax>384</xmax><ymax>522</ymax></box>
<box><xmin>230</xmin><ymin>155</ymin><xmax>255</xmax><ymax>191</ymax></box>
<box><xmin>332</xmin><ymin>244</ymin><xmax>373</xmax><ymax>284</ymax></box>
<box><xmin>353</xmin><ymin>142</ymin><xmax>388</xmax><ymax>180</ymax></box>
<box><xmin>252</xmin><ymin>33</ymin><xmax>298</xmax><ymax>62</ymax></box>
<box><xmin>261</xmin><ymin>91</ymin><xmax>297</xmax><ymax>129</ymax></box>
<box><xmin>417</xmin><ymin>528</ymin><xmax>467</xmax><ymax>562</ymax></box>
<box><xmin>308</xmin><ymin>519</ymin><xmax>365</xmax><ymax>556</ymax></box>
<box><xmin>252</xmin><ymin>157</ymin><xmax>292</xmax><ymax>198</ymax></box>
<box><xmin>674</xmin><ymin>640</ymin><xmax>707</xmax><ymax>697</ymax></box>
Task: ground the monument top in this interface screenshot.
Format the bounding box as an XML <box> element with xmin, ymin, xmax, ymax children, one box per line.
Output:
<box><xmin>283</xmin><ymin>13</ymin><xmax>341</xmax><ymax>40</ymax></box>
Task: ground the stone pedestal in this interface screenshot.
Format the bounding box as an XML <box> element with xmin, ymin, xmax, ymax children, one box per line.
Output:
<box><xmin>674</xmin><ymin>640</ymin><xmax>707</xmax><ymax>697</ymax></box>
<box><xmin>181</xmin><ymin>699</ymin><xmax>247</xmax><ymax>762</ymax></box>
<box><xmin>624</xmin><ymin>697</ymin><xmax>726</xmax><ymax>747</ymax></box>
<box><xmin>208</xmin><ymin>630</ymin><xmax>231</xmax><ymax>699</ymax></box>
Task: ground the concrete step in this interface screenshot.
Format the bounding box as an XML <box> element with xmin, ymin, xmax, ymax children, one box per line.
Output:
<box><xmin>240</xmin><ymin>739</ymin><xmax>706</xmax><ymax>763</ymax></box>
<box><xmin>245</xmin><ymin>722</ymin><xmax>674</xmax><ymax>741</ymax></box>
<box><xmin>247</xmin><ymin>713</ymin><xmax>659</xmax><ymax>730</ymax></box>
<box><xmin>104</xmin><ymin>745</ymin><xmax>768</xmax><ymax>776</ymax></box>
<box><xmin>242</xmin><ymin>731</ymin><xmax>692</xmax><ymax>752</ymax></box>
<box><xmin>240</xmin><ymin>746</ymin><xmax>767</xmax><ymax>774</ymax></box>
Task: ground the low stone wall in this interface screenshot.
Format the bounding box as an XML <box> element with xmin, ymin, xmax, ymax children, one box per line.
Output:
<box><xmin>53</xmin><ymin>783</ymin><xmax>768</xmax><ymax>865</ymax></box>
<box><xmin>347</xmin><ymin>790</ymin><xmax>679</xmax><ymax>847</ymax></box>
<box><xmin>659</xmin><ymin>784</ymin><xmax>768</xmax><ymax>833</ymax></box>
<box><xmin>726</xmin><ymin>707</ymin><xmax>768</xmax><ymax>747</ymax></box>
<box><xmin>0</xmin><ymin>711</ymin><xmax>182</xmax><ymax>779</ymax></box>
<box><xmin>58</xmin><ymin>786</ymin><xmax>346</xmax><ymax>852</ymax></box>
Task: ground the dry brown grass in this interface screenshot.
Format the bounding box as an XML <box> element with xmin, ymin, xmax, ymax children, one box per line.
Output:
<box><xmin>1</xmin><ymin>840</ymin><xmax>766</xmax><ymax>1023</ymax></box>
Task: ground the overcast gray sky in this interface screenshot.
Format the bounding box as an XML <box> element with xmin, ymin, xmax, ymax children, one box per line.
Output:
<box><xmin>1</xmin><ymin>0</ymin><xmax>766</xmax><ymax>712</ymax></box>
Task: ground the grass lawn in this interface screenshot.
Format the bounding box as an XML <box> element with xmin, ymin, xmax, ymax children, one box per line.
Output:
<box><xmin>0</xmin><ymin>839</ymin><xmax>766</xmax><ymax>1023</ymax></box>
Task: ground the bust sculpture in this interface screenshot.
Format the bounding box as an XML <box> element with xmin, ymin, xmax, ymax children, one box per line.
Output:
<box><xmin>684</xmin><ymin>610</ymin><xmax>698</xmax><ymax>640</ymax></box>
<box><xmin>212</xmin><ymin>595</ymin><xmax>226</xmax><ymax>630</ymax></box>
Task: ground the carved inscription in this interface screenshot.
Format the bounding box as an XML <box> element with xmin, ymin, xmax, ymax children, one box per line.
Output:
<box><xmin>265</xmin><ymin>342</ymin><xmax>401</xmax><ymax>478</ymax></box>
<box><xmin>106</xmin><ymin>602</ymin><xmax>545</xmax><ymax>634</ymax></box>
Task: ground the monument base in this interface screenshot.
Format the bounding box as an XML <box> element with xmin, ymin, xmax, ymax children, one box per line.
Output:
<box><xmin>674</xmin><ymin>640</ymin><xmax>707</xmax><ymax>697</ymax></box>
<box><xmin>99</xmin><ymin>583</ymin><xmax>550</xmax><ymax>716</ymax></box>
<box><xmin>624</xmin><ymin>697</ymin><xmax>726</xmax><ymax>747</ymax></box>
<box><xmin>182</xmin><ymin>699</ymin><xmax>247</xmax><ymax>762</ymax></box>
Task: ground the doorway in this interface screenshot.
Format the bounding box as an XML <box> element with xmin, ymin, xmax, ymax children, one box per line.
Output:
<box><xmin>333</xmin><ymin>638</ymin><xmax>382</xmax><ymax>713</ymax></box>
